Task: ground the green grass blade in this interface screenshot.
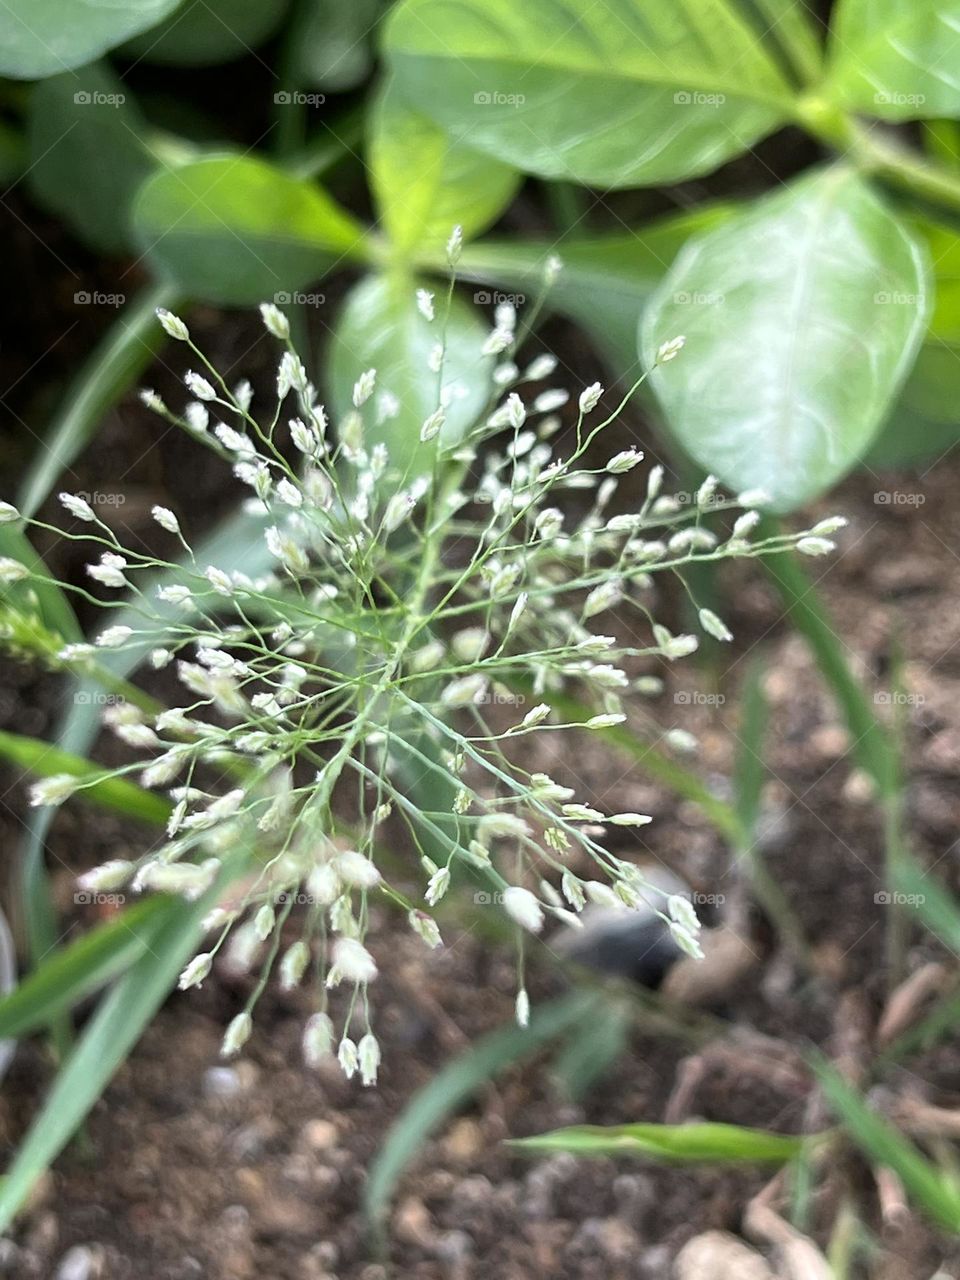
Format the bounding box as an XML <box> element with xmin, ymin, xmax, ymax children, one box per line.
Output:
<box><xmin>0</xmin><ymin>883</ymin><xmax>220</xmax><ymax>1232</ymax></box>
<box><xmin>365</xmin><ymin>992</ymin><xmax>592</xmax><ymax>1233</ymax></box>
<box><xmin>551</xmin><ymin>999</ymin><xmax>630</xmax><ymax>1100</ymax></box>
<box><xmin>0</xmin><ymin>898</ymin><xmax>171</xmax><ymax>1040</ymax></box>
<box><xmin>17</xmin><ymin>504</ymin><xmax>269</xmax><ymax>1031</ymax></box>
<box><xmin>509</xmin><ymin>1121</ymin><xmax>807</xmax><ymax>1163</ymax></box>
<box><xmin>759</xmin><ymin>530</ymin><xmax>895</xmax><ymax>795</ymax></box>
<box><xmin>816</xmin><ymin>1060</ymin><xmax>960</xmax><ymax>1231</ymax></box>
<box><xmin>0</xmin><ymin>526</ymin><xmax>81</xmax><ymax>644</ymax></box>
<box><xmin>732</xmin><ymin>658</ymin><xmax>812</xmax><ymax>963</ymax></box>
<box><xmin>18</xmin><ymin>281</ymin><xmax>182</xmax><ymax>520</ymax></box>
<box><xmin>893</xmin><ymin>856</ymin><xmax>960</xmax><ymax>953</ymax></box>
<box><xmin>0</xmin><ymin>728</ymin><xmax>170</xmax><ymax>824</ymax></box>
<box><xmin>733</xmin><ymin>657</ymin><xmax>768</xmax><ymax>837</ymax></box>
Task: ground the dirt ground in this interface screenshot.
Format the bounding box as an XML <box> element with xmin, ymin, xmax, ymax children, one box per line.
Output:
<box><xmin>4</xmin><ymin>285</ymin><xmax>960</xmax><ymax>1279</ymax></box>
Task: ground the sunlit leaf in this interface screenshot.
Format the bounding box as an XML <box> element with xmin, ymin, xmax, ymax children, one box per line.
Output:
<box><xmin>828</xmin><ymin>0</ymin><xmax>960</xmax><ymax>121</ymax></box>
<box><xmin>133</xmin><ymin>153</ymin><xmax>368</xmax><ymax>304</ymax></box>
<box><xmin>456</xmin><ymin>204</ymin><xmax>736</xmax><ymax>373</ymax></box>
<box><xmin>370</xmin><ymin>78</ymin><xmax>518</xmax><ymax>257</ymax></box>
<box><xmin>511</xmin><ymin>1121</ymin><xmax>807</xmax><ymax>1162</ymax></box>
<box><xmin>326</xmin><ymin>271</ymin><xmax>492</xmax><ymax>478</ymax></box>
<box><xmin>641</xmin><ymin>166</ymin><xmax>930</xmax><ymax>511</ymax></box>
<box><xmin>384</xmin><ymin>0</ymin><xmax>794</xmax><ymax>187</ymax></box>
<box><xmin>0</xmin><ymin>0</ymin><xmax>184</xmax><ymax>79</ymax></box>
<box><xmin>0</xmin><ymin>729</ymin><xmax>171</xmax><ymax>824</ymax></box>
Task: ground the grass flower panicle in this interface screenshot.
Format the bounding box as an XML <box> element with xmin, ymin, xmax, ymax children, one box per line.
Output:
<box><xmin>1</xmin><ymin>273</ymin><xmax>841</xmax><ymax>1077</ymax></box>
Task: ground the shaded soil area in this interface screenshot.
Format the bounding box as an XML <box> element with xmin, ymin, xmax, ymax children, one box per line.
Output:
<box><xmin>3</xmin><ymin>282</ymin><xmax>960</xmax><ymax>1279</ymax></box>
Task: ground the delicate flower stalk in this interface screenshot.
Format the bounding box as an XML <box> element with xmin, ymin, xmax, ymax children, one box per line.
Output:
<box><xmin>0</xmin><ymin>287</ymin><xmax>841</xmax><ymax>1084</ymax></box>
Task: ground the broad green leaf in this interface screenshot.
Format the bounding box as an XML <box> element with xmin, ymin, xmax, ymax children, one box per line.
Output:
<box><xmin>120</xmin><ymin>0</ymin><xmax>288</xmax><ymax>65</ymax></box>
<box><xmin>291</xmin><ymin>0</ymin><xmax>381</xmax><ymax>90</ymax></box>
<box><xmin>746</xmin><ymin>0</ymin><xmax>823</xmax><ymax>84</ymax></box>
<box><xmin>384</xmin><ymin>0</ymin><xmax>794</xmax><ymax>188</ymax></box>
<box><xmin>0</xmin><ymin>898</ymin><xmax>171</xmax><ymax>1040</ymax></box>
<box><xmin>133</xmin><ymin>153</ymin><xmax>368</xmax><ymax>304</ymax></box>
<box><xmin>365</xmin><ymin>993</ymin><xmax>591</xmax><ymax>1231</ymax></box>
<box><xmin>923</xmin><ymin>221</ymin><xmax>960</xmax><ymax>341</ymax></box>
<box><xmin>0</xmin><ymin>875</ymin><xmax>226</xmax><ymax>1232</ymax></box>
<box><xmin>511</xmin><ymin>1121</ymin><xmax>807</xmax><ymax>1162</ymax></box>
<box><xmin>0</xmin><ymin>0</ymin><xmax>184</xmax><ymax>79</ymax></box>
<box><xmin>370</xmin><ymin>79</ymin><xmax>518</xmax><ymax>256</ymax></box>
<box><xmin>0</xmin><ymin>729</ymin><xmax>171</xmax><ymax>824</ymax></box>
<box><xmin>28</xmin><ymin>63</ymin><xmax>154</xmax><ymax>254</ymax></box>
<box><xmin>19</xmin><ymin>282</ymin><xmax>182</xmax><ymax>520</ymax></box>
<box><xmin>924</xmin><ymin>119</ymin><xmax>960</xmax><ymax>166</ymax></box>
<box><xmin>827</xmin><ymin>0</ymin><xmax>960</xmax><ymax>121</ymax></box>
<box><xmin>817</xmin><ymin>1061</ymin><xmax>960</xmax><ymax>1231</ymax></box>
<box><xmin>326</xmin><ymin>271</ymin><xmax>491</xmax><ymax>478</ymax></box>
<box><xmin>456</xmin><ymin>204</ymin><xmax>737</xmax><ymax>374</ymax></box>
<box><xmin>641</xmin><ymin>166</ymin><xmax>930</xmax><ymax>511</ymax></box>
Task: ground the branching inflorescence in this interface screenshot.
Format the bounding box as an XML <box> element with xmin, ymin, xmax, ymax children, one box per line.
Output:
<box><xmin>0</xmin><ymin>236</ymin><xmax>844</xmax><ymax>1082</ymax></box>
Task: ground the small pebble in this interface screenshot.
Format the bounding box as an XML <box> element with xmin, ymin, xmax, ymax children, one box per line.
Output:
<box><xmin>302</xmin><ymin>1119</ymin><xmax>338</xmax><ymax>1151</ymax></box>
<box><xmin>55</xmin><ymin>1244</ymin><xmax>102</xmax><ymax>1280</ymax></box>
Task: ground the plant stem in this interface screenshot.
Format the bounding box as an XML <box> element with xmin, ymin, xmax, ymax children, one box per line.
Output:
<box><xmin>796</xmin><ymin>94</ymin><xmax>960</xmax><ymax>220</ymax></box>
<box><xmin>853</xmin><ymin>123</ymin><xmax>960</xmax><ymax>217</ymax></box>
